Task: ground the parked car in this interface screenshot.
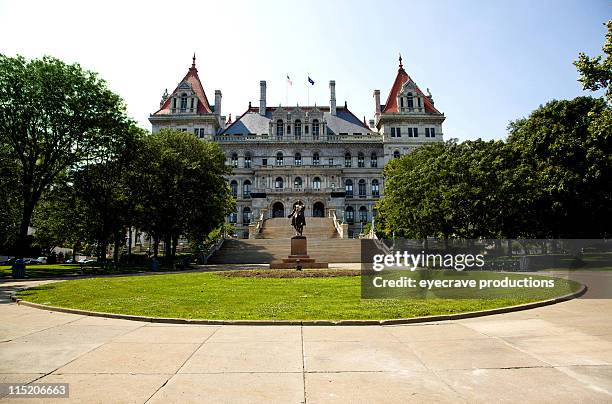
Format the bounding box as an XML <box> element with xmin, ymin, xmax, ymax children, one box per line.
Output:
<box><xmin>33</xmin><ymin>257</ymin><xmax>47</xmax><ymax>264</ymax></box>
<box><xmin>65</xmin><ymin>258</ymin><xmax>75</xmax><ymax>264</ymax></box>
<box><xmin>23</xmin><ymin>258</ymin><xmax>37</xmax><ymax>264</ymax></box>
<box><xmin>0</xmin><ymin>257</ymin><xmax>15</xmax><ymax>265</ymax></box>
<box><xmin>78</xmin><ymin>258</ymin><xmax>96</xmax><ymax>264</ymax></box>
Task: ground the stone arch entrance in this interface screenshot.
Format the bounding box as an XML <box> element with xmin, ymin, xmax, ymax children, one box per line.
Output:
<box><xmin>272</xmin><ymin>202</ymin><xmax>285</xmax><ymax>218</ymax></box>
<box><xmin>313</xmin><ymin>201</ymin><xmax>325</xmax><ymax>217</ymax></box>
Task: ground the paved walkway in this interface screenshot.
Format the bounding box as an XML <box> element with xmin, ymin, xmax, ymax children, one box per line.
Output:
<box><xmin>0</xmin><ymin>273</ymin><xmax>611</xmax><ymax>403</ymax></box>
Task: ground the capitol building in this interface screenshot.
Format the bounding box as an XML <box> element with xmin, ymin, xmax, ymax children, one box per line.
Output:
<box><xmin>149</xmin><ymin>55</ymin><xmax>445</xmax><ymax>238</ymax></box>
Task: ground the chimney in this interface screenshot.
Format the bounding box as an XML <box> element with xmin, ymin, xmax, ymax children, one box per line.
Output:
<box><xmin>329</xmin><ymin>80</ymin><xmax>337</xmax><ymax>116</ymax></box>
<box><xmin>373</xmin><ymin>90</ymin><xmax>381</xmax><ymax>117</ymax></box>
<box><xmin>259</xmin><ymin>80</ymin><xmax>266</xmax><ymax>115</ymax></box>
<box><xmin>214</xmin><ymin>90</ymin><xmax>222</xmax><ymax>116</ymax></box>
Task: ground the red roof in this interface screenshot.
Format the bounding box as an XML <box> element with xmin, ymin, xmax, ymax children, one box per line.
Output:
<box><xmin>153</xmin><ymin>55</ymin><xmax>213</xmax><ymax>115</ymax></box>
<box><xmin>382</xmin><ymin>57</ymin><xmax>440</xmax><ymax>114</ymax></box>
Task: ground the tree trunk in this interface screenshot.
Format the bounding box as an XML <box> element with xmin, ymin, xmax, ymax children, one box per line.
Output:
<box><xmin>153</xmin><ymin>237</ymin><xmax>159</xmax><ymax>258</ymax></box>
<box><xmin>127</xmin><ymin>227</ymin><xmax>132</xmax><ymax>264</ymax></box>
<box><xmin>16</xmin><ymin>200</ymin><xmax>36</xmax><ymax>257</ymax></box>
<box><xmin>164</xmin><ymin>235</ymin><xmax>172</xmax><ymax>265</ymax></box>
<box><xmin>507</xmin><ymin>239</ymin><xmax>513</xmax><ymax>257</ymax></box>
<box><xmin>113</xmin><ymin>236</ymin><xmax>121</xmax><ymax>268</ymax></box>
<box><xmin>171</xmin><ymin>233</ymin><xmax>178</xmax><ymax>260</ymax></box>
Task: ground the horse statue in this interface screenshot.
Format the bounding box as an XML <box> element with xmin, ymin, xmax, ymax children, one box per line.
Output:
<box><xmin>288</xmin><ymin>202</ymin><xmax>306</xmax><ymax>237</ymax></box>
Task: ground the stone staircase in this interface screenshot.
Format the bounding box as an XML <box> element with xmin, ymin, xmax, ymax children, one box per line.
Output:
<box><xmin>207</xmin><ymin>217</ymin><xmax>363</xmax><ymax>264</ymax></box>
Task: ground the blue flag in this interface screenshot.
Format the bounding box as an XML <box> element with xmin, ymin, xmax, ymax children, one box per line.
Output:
<box><xmin>308</xmin><ymin>76</ymin><xmax>315</xmax><ymax>85</ymax></box>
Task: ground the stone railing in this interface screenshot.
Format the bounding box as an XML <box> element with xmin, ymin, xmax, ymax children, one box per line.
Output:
<box><xmin>248</xmin><ymin>209</ymin><xmax>267</xmax><ymax>239</ymax></box>
<box><xmin>328</xmin><ymin>209</ymin><xmax>348</xmax><ymax>239</ymax></box>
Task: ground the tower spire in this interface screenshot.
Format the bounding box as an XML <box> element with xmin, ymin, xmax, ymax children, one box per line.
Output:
<box><xmin>192</xmin><ymin>53</ymin><xmax>196</xmax><ymax>69</ymax></box>
<box><xmin>398</xmin><ymin>53</ymin><xmax>403</xmax><ymax>69</ymax></box>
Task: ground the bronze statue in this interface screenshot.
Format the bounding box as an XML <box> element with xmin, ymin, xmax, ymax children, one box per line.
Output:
<box><xmin>288</xmin><ymin>202</ymin><xmax>306</xmax><ymax>236</ymax></box>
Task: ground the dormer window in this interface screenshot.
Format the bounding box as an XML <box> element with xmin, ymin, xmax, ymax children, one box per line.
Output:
<box><xmin>180</xmin><ymin>93</ymin><xmax>188</xmax><ymax>112</ymax></box>
<box><xmin>276</xmin><ymin>120</ymin><xmax>284</xmax><ymax>139</ymax></box>
<box><xmin>407</xmin><ymin>93</ymin><xmax>414</xmax><ymax>110</ymax></box>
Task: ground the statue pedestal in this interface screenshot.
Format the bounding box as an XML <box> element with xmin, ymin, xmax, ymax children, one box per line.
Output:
<box><xmin>270</xmin><ymin>236</ymin><xmax>329</xmax><ymax>269</ymax></box>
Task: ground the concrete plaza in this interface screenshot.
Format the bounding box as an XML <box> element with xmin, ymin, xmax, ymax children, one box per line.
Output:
<box><xmin>0</xmin><ymin>272</ymin><xmax>611</xmax><ymax>403</ymax></box>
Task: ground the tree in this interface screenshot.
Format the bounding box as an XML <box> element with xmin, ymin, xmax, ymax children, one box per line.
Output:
<box><xmin>130</xmin><ymin>129</ymin><xmax>234</xmax><ymax>263</ymax></box>
<box><xmin>574</xmin><ymin>20</ymin><xmax>612</xmax><ymax>102</ymax></box>
<box><xmin>0</xmin><ymin>142</ymin><xmax>21</xmax><ymax>251</ymax></box>
<box><xmin>507</xmin><ymin>97</ymin><xmax>611</xmax><ymax>238</ymax></box>
<box><xmin>0</xmin><ymin>54</ymin><xmax>130</xmax><ymax>255</ymax></box>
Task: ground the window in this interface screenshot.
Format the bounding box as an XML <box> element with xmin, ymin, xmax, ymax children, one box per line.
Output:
<box><xmin>328</xmin><ymin>158</ymin><xmax>333</xmax><ymax>167</ymax></box>
<box><xmin>393</xmin><ymin>150</ymin><xmax>401</xmax><ymax>159</ymax></box>
<box><xmin>425</xmin><ymin>128</ymin><xmax>436</xmax><ymax>138</ymax></box>
<box><xmin>312</xmin><ymin>119</ymin><xmax>320</xmax><ymax>140</ymax></box>
<box><xmin>230</xmin><ymin>180</ymin><xmax>238</xmax><ymax>198</ymax></box>
<box><xmin>371</xmin><ymin>152</ymin><xmax>378</xmax><ymax>168</ymax></box>
<box><xmin>313</xmin><ymin>177</ymin><xmax>321</xmax><ymax>190</ymax></box>
<box><xmin>358</xmin><ymin>152</ymin><xmax>365</xmax><ymax>168</ymax></box>
<box><xmin>294</xmin><ymin>177</ymin><xmax>302</xmax><ymax>189</ymax></box>
<box><xmin>425</xmin><ymin>128</ymin><xmax>430</xmax><ymax>137</ymax></box>
<box><xmin>190</xmin><ymin>98</ymin><xmax>194</xmax><ymax>109</ymax></box>
<box><xmin>344</xmin><ymin>152</ymin><xmax>352</xmax><ymax>168</ymax></box>
<box><xmin>243</xmin><ymin>207</ymin><xmax>251</xmax><ymax>225</ymax></box>
<box><xmin>244</xmin><ymin>153</ymin><xmax>252</xmax><ymax>168</ymax></box>
<box><xmin>359</xmin><ymin>206</ymin><xmax>368</xmax><ymax>223</ymax></box>
<box><xmin>313</xmin><ymin>152</ymin><xmax>320</xmax><ymax>166</ymax></box>
<box><xmin>413</xmin><ymin>127</ymin><xmax>418</xmax><ymax>137</ymax></box>
<box><xmin>400</xmin><ymin>97</ymin><xmax>404</xmax><ymax>108</ymax></box>
<box><xmin>391</xmin><ymin>127</ymin><xmax>396</xmax><ymax>138</ymax></box>
<box><xmin>276</xmin><ymin>120</ymin><xmax>284</xmax><ymax>139</ymax></box>
<box><xmin>407</xmin><ymin>92</ymin><xmax>414</xmax><ymax>109</ymax></box>
<box><xmin>231</xmin><ymin>153</ymin><xmax>238</xmax><ymax>168</ymax></box>
<box><xmin>243</xmin><ymin>180</ymin><xmax>251</xmax><ymax>198</ymax></box>
<box><xmin>396</xmin><ymin>127</ymin><xmax>401</xmax><ymax>137</ymax></box>
<box><xmin>358</xmin><ymin>179</ymin><xmax>366</xmax><ymax>198</ymax></box>
<box><xmin>180</xmin><ymin>93</ymin><xmax>187</xmax><ymax>111</ymax></box>
<box><xmin>262</xmin><ymin>158</ymin><xmax>268</xmax><ymax>167</ymax></box>
<box><xmin>372</xmin><ymin>179</ymin><xmax>380</xmax><ymax>198</ymax></box>
<box><xmin>294</xmin><ymin>152</ymin><xmax>302</xmax><ymax>166</ymax></box>
<box><xmin>294</xmin><ymin>120</ymin><xmax>301</xmax><ymax>140</ymax></box>
<box><xmin>229</xmin><ymin>212</ymin><xmax>237</xmax><ymax>224</ymax></box>
<box><xmin>276</xmin><ymin>152</ymin><xmax>284</xmax><ymax>166</ymax></box>
<box><xmin>345</xmin><ymin>179</ymin><xmax>353</xmax><ymax>197</ymax></box>
<box><xmin>172</xmin><ymin>98</ymin><xmax>177</xmax><ymax>109</ymax></box>
<box><xmin>305</xmin><ymin>124</ymin><xmax>309</xmax><ymax>134</ymax></box>
<box><xmin>194</xmin><ymin>128</ymin><xmax>199</xmax><ymax>136</ymax></box>
<box><xmin>345</xmin><ymin>206</ymin><xmax>354</xmax><ymax>224</ymax></box>
<box><xmin>286</xmin><ymin>122</ymin><xmax>291</xmax><ymax>134</ymax></box>
<box><xmin>275</xmin><ymin>177</ymin><xmax>284</xmax><ymax>189</ymax></box>
<box><xmin>408</xmin><ymin>128</ymin><xmax>413</xmax><ymax>137</ymax></box>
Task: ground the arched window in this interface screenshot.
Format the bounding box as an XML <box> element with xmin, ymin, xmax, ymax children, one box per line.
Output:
<box><xmin>372</xmin><ymin>179</ymin><xmax>380</xmax><ymax>198</ymax></box>
<box><xmin>276</xmin><ymin>120</ymin><xmax>284</xmax><ymax>138</ymax></box>
<box><xmin>180</xmin><ymin>93</ymin><xmax>188</xmax><ymax>111</ymax></box>
<box><xmin>344</xmin><ymin>152</ymin><xmax>352</xmax><ymax>168</ymax></box>
<box><xmin>244</xmin><ymin>152</ymin><xmax>252</xmax><ymax>168</ymax></box>
<box><xmin>358</xmin><ymin>152</ymin><xmax>365</xmax><ymax>167</ymax></box>
<box><xmin>313</xmin><ymin>177</ymin><xmax>321</xmax><ymax>190</ymax></box>
<box><xmin>359</xmin><ymin>206</ymin><xmax>368</xmax><ymax>223</ymax></box>
<box><xmin>312</xmin><ymin>119</ymin><xmax>320</xmax><ymax>140</ymax></box>
<box><xmin>294</xmin><ymin>120</ymin><xmax>302</xmax><ymax>140</ymax></box>
<box><xmin>243</xmin><ymin>207</ymin><xmax>252</xmax><ymax>224</ymax></box>
<box><xmin>358</xmin><ymin>179</ymin><xmax>366</xmax><ymax>198</ymax></box>
<box><xmin>393</xmin><ymin>150</ymin><xmax>401</xmax><ymax>159</ymax></box>
<box><xmin>231</xmin><ymin>153</ymin><xmax>238</xmax><ymax>168</ymax></box>
<box><xmin>371</xmin><ymin>152</ymin><xmax>378</xmax><ymax>167</ymax></box>
<box><xmin>294</xmin><ymin>152</ymin><xmax>302</xmax><ymax>166</ymax></box>
<box><xmin>345</xmin><ymin>179</ymin><xmax>353</xmax><ymax>197</ymax></box>
<box><xmin>230</xmin><ymin>180</ymin><xmax>238</xmax><ymax>198</ymax></box>
<box><xmin>275</xmin><ymin>177</ymin><xmax>284</xmax><ymax>189</ymax></box>
<box><xmin>313</xmin><ymin>152</ymin><xmax>320</xmax><ymax>166</ymax></box>
<box><xmin>276</xmin><ymin>152</ymin><xmax>284</xmax><ymax>166</ymax></box>
<box><xmin>407</xmin><ymin>92</ymin><xmax>414</xmax><ymax>110</ymax></box>
<box><xmin>243</xmin><ymin>180</ymin><xmax>251</xmax><ymax>198</ymax></box>
<box><xmin>294</xmin><ymin>177</ymin><xmax>303</xmax><ymax>189</ymax></box>
<box><xmin>345</xmin><ymin>206</ymin><xmax>355</xmax><ymax>224</ymax></box>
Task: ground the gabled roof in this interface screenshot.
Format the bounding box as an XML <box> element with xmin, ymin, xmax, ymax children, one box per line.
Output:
<box><xmin>382</xmin><ymin>56</ymin><xmax>440</xmax><ymax>115</ymax></box>
<box><xmin>220</xmin><ymin>105</ymin><xmax>372</xmax><ymax>136</ymax></box>
<box><xmin>153</xmin><ymin>55</ymin><xmax>213</xmax><ymax>115</ymax></box>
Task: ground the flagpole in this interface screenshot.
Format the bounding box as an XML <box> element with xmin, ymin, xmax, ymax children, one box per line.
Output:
<box><xmin>307</xmin><ymin>73</ymin><xmax>310</xmax><ymax>106</ymax></box>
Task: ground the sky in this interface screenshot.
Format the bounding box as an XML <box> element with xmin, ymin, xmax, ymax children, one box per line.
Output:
<box><xmin>0</xmin><ymin>0</ymin><xmax>609</xmax><ymax>141</ymax></box>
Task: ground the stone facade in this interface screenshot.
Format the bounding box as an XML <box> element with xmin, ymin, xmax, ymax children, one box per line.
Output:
<box><xmin>150</xmin><ymin>55</ymin><xmax>445</xmax><ymax>238</ymax></box>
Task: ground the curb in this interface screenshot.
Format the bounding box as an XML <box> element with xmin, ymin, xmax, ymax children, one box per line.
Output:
<box><xmin>10</xmin><ymin>283</ymin><xmax>587</xmax><ymax>326</ymax></box>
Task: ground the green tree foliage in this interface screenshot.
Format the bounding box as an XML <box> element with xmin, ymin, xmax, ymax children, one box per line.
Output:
<box><xmin>507</xmin><ymin>97</ymin><xmax>611</xmax><ymax>238</ymax></box>
<box><xmin>0</xmin><ymin>54</ymin><xmax>130</xmax><ymax>254</ymax></box>
<box><xmin>574</xmin><ymin>20</ymin><xmax>611</xmax><ymax>101</ymax></box>
<box><xmin>129</xmin><ymin>129</ymin><xmax>235</xmax><ymax>261</ymax></box>
<box><xmin>0</xmin><ymin>143</ymin><xmax>21</xmax><ymax>250</ymax></box>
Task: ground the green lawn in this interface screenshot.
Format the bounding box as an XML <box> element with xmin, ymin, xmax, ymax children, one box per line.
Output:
<box><xmin>16</xmin><ymin>270</ymin><xmax>582</xmax><ymax>321</ymax></box>
<box><xmin>0</xmin><ymin>264</ymin><xmax>170</xmax><ymax>279</ymax></box>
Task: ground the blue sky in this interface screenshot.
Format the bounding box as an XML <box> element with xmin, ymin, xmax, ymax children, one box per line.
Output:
<box><xmin>0</xmin><ymin>0</ymin><xmax>608</xmax><ymax>140</ymax></box>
